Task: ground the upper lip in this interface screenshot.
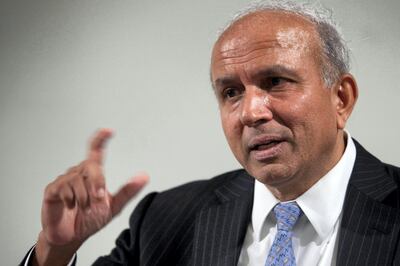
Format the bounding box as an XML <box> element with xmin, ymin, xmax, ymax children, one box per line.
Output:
<box><xmin>247</xmin><ymin>135</ymin><xmax>284</xmax><ymax>151</ymax></box>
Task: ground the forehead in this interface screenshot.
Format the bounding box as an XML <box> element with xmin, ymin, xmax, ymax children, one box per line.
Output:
<box><xmin>211</xmin><ymin>11</ymin><xmax>320</xmax><ymax>76</ymax></box>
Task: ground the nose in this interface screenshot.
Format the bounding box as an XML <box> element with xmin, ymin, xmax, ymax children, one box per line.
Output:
<box><xmin>240</xmin><ymin>88</ymin><xmax>273</xmax><ymax>127</ymax></box>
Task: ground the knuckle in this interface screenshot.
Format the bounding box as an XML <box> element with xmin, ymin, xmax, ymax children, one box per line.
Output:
<box><xmin>66</xmin><ymin>163</ymin><xmax>81</xmax><ymax>174</ymax></box>
<box><xmin>60</xmin><ymin>189</ymin><xmax>72</xmax><ymax>201</ymax></box>
<box><xmin>44</xmin><ymin>183</ymin><xmax>56</xmax><ymax>198</ymax></box>
<box><xmin>55</xmin><ymin>173</ymin><xmax>66</xmax><ymax>181</ymax></box>
<box><xmin>93</xmin><ymin>176</ymin><xmax>105</xmax><ymax>188</ymax></box>
<box><xmin>66</xmin><ymin>166</ymin><xmax>76</xmax><ymax>174</ymax></box>
<box><xmin>44</xmin><ymin>178</ymin><xmax>63</xmax><ymax>194</ymax></box>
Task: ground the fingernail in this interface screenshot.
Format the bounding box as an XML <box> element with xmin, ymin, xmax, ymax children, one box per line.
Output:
<box><xmin>97</xmin><ymin>188</ymin><xmax>105</xmax><ymax>198</ymax></box>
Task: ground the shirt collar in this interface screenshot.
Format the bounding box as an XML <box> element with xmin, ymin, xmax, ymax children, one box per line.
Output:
<box><xmin>251</xmin><ymin>132</ymin><xmax>356</xmax><ymax>241</ymax></box>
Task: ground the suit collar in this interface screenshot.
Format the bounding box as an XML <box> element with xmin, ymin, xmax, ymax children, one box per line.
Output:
<box><xmin>213</xmin><ymin>170</ymin><xmax>254</xmax><ymax>203</ymax></box>
<box><xmin>192</xmin><ymin>170</ymin><xmax>254</xmax><ymax>266</ymax></box>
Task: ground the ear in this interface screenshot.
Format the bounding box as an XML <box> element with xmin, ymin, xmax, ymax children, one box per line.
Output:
<box><xmin>332</xmin><ymin>74</ymin><xmax>358</xmax><ymax>130</ymax></box>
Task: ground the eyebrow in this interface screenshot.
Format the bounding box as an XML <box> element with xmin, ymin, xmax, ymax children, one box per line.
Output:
<box><xmin>212</xmin><ymin>64</ymin><xmax>302</xmax><ymax>89</ymax></box>
<box><xmin>253</xmin><ymin>65</ymin><xmax>301</xmax><ymax>80</ymax></box>
<box><xmin>213</xmin><ymin>75</ymin><xmax>238</xmax><ymax>90</ymax></box>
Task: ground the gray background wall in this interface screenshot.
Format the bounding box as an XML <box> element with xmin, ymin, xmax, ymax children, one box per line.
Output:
<box><xmin>1</xmin><ymin>0</ymin><xmax>399</xmax><ymax>264</ymax></box>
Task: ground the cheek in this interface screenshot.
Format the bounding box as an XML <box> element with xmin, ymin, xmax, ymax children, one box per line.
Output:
<box><xmin>271</xmin><ymin>95</ymin><xmax>310</xmax><ymax>131</ymax></box>
<box><xmin>272</xmin><ymin>93</ymin><xmax>329</xmax><ymax>141</ymax></box>
<box><xmin>221</xmin><ymin>112</ymin><xmax>239</xmax><ymax>140</ymax></box>
<box><xmin>220</xmin><ymin>111</ymin><xmax>245</xmax><ymax>156</ymax></box>
<box><xmin>281</xmin><ymin>92</ymin><xmax>338</xmax><ymax>148</ymax></box>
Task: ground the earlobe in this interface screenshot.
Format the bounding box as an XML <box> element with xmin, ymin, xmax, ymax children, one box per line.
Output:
<box><xmin>335</xmin><ymin>74</ymin><xmax>358</xmax><ymax>129</ymax></box>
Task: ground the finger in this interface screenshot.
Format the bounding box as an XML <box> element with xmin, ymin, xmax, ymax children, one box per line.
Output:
<box><xmin>88</xmin><ymin>128</ymin><xmax>113</xmax><ymax>164</ymax></box>
<box><xmin>59</xmin><ymin>182</ymin><xmax>75</xmax><ymax>209</ymax></box>
<box><xmin>85</xmin><ymin>161</ymin><xmax>106</xmax><ymax>201</ymax></box>
<box><xmin>70</xmin><ymin>174</ymin><xmax>90</xmax><ymax>209</ymax></box>
<box><xmin>44</xmin><ymin>163</ymin><xmax>82</xmax><ymax>203</ymax></box>
<box><xmin>44</xmin><ymin>175</ymin><xmax>68</xmax><ymax>203</ymax></box>
<box><xmin>111</xmin><ymin>173</ymin><xmax>149</xmax><ymax>216</ymax></box>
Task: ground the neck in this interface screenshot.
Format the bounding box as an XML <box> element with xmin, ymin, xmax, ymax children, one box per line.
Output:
<box><xmin>267</xmin><ymin>131</ymin><xmax>347</xmax><ymax>201</ymax></box>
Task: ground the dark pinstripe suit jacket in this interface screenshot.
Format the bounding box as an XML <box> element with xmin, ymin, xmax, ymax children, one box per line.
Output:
<box><xmin>90</xmin><ymin>140</ymin><xmax>400</xmax><ymax>266</ymax></box>
<box><xmin>21</xmin><ymin>140</ymin><xmax>400</xmax><ymax>266</ymax></box>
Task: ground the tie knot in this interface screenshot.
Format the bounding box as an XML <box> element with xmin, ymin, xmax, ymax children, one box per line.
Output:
<box><xmin>274</xmin><ymin>202</ymin><xmax>302</xmax><ymax>232</ymax></box>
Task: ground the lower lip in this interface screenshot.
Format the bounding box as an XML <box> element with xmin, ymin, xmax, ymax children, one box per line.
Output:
<box><xmin>250</xmin><ymin>142</ymin><xmax>283</xmax><ymax>161</ymax></box>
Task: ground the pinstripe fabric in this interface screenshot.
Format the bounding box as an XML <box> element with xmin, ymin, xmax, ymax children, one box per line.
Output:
<box><xmin>20</xmin><ymin>139</ymin><xmax>400</xmax><ymax>266</ymax></box>
<box><xmin>337</xmin><ymin>140</ymin><xmax>400</xmax><ymax>266</ymax></box>
<box><xmin>92</xmin><ymin>169</ymin><xmax>254</xmax><ymax>266</ymax></box>
<box><xmin>192</xmin><ymin>172</ymin><xmax>254</xmax><ymax>266</ymax></box>
<box><xmin>91</xmin><ymin>140</ymin><xmax>400</xmax><ymax>266</ymax></box>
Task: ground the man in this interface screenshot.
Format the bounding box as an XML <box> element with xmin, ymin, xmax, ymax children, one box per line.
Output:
<box><xmin>21</xmin><ymin>1</ymin><xmax>400</xmax><ymax>265</ymax></box>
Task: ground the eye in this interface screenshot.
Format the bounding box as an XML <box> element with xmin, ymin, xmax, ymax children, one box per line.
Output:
<box><xmin>271</xmin><ymin>77</ymin><xmax>284</xmax><ymax>86</ymax></box>
<box><xmin>262</xmin><ymin>77</ymin><xmax>291</xmax><ymax>90</ymax></box>
<box><xmin>222</xmin><ymin>87</ymin><xmax>243</xmax><ymax>99</ymax></box>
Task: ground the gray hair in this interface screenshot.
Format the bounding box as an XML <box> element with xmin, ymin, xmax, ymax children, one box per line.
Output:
<box><xmin>219</xmin><ymin>0</ymin><xmax>350</xmax><ymax>88</ymax></box>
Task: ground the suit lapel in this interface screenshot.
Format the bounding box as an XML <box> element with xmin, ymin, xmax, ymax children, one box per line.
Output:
<box><xmin>192</xmin><ymin>171</ymin><xmax>254</xmax><ymax>266</ymax></box>
<box><xmin>337</xmin><ymin>140</ymin><xmax>400</xmax><ymax>266</ymax></box>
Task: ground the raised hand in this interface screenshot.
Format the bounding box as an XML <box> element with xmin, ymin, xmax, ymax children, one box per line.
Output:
<box><xmin>33</xmin><ymin>129</ymin><xmax>149</xmax><ymax>266</ymax></box>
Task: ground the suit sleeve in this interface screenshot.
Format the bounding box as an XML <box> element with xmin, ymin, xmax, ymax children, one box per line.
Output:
<box><xmin>92</xmin><ymin>192</ymin><xmax>158</xmax><ymax>265</ymax></box>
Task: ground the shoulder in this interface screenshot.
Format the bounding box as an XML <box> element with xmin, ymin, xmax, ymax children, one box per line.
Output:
<box><xmin>123</xmin><ymin>169</ymin><xmax>252</xmax><ymax>264</ymax></box>
<box><xmin>157</xmin><ymin>169</ymin><xmax>249</xmax><ymax>198</ymax></box>
<box><xmin>353</xmin><ymin>138</ymin><xmax>400</xmax><ymax>181</ymax></box>
<box><xmin>129</xmin><ymin>169</ymin><xmax>252</xmax><ymax>222</ymax></box>
<box><xmin>352</xmin><ymin>138</ymin><xmax>400</xmax><ymax>207</ymax></box>
<box><xmin>141</xmin><ymin>169</ymin><xmax>250</xmax><ymax>214</ymax></box>
<box><xmin>383</xmin><ymin>163</ymin><xmax>400</xmax><ymax>184</ymax></box>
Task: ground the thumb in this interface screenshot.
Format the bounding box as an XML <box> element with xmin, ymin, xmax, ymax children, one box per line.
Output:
<box><xmin>111</xmin><ymin>173</ymin><xmax>149</xmax><ymax>216</ymax></box>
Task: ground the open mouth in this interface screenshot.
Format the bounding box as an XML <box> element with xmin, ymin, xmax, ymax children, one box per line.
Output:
<box><xmin>248</xmin><ymin>137</ymin><xmax>284</xmax><ymax>160</ymax></box>
<box><xmin>252</xmin><ymin>140</ymin><xmax>282</xmax><ymax>151</ymax></box>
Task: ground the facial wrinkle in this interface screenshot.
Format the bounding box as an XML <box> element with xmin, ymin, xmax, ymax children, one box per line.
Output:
<box><xmin>215</xmin><ymin>44</ymin><xmax>283</xmax><ymax>67</ymax></box>
<box><xmin>216</xmin><ymin>29</ymin><xmax>313</xmax><ymax>68</ymax></box>
<box><xmin>215</xmin><ymin>53</ymin><xmax>273</xmax><ymax>67</ymax></box>
<box><xmin>219</xmin><ymin>39</ymin><xmax>281</xmax><ymax>55</ymax></box>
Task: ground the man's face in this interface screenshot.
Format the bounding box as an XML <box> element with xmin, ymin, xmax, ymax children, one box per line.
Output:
<box><xmin>211</xmin><ymin>11</ymin><xmax>345</xmax><ymax>195</ymax></box>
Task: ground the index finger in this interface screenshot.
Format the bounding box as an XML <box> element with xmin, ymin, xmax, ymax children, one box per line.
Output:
<box><xmin>88</xmin><ymin>128</ymin><xmax>114</xmax><ymax>164</ymax></box>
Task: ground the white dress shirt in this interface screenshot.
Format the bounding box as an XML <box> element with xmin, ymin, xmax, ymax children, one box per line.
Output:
<box><xmin>238</xmin><ymin>134</ymin><xmax>356</xmax><ymax>266</ymax></box>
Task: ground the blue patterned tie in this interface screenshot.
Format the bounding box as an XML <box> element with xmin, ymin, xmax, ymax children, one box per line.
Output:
<box><xmin>265</xmin><ymin>202</ymin><xmax>302</xmax><ymax>266</ymax></box>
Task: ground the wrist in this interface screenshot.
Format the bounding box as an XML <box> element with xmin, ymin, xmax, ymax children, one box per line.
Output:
<box><xmin>33</xmin><ymin>231</ymin><xmax>81</xmax><ymax>266</ymax></box>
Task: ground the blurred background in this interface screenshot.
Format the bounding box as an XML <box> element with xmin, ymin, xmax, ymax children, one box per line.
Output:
<box><xmin>1</xmin><ymin>0</ymin><xmax>399</xmax><ymax>264</ymax></box>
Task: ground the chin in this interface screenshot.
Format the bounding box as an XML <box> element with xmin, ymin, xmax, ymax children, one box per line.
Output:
<box><xmin>247</xmin><ymin>163</ymin><xmax>294</xmax><ymax>187</ymax></box>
